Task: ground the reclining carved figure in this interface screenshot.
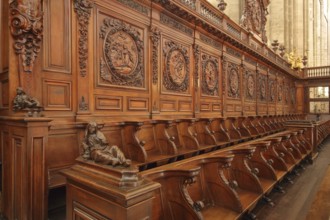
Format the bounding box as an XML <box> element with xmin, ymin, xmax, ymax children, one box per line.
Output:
<box><xmin>82</xmin><ymin>122</ymin><xmax>131</xmax><ymax>167</ymax></box>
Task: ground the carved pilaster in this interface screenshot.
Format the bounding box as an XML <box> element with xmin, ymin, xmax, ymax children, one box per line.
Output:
<box><xmin>73</xmin><ymin>0</ymin><xmax>93</xmax><ymax>77</ymax></box>
<box><xmin>193</xmin><ymin>45</ymin><xmax>200</xmax><ymax>92</ymax></box>
<box><xmin>150</xmin><ymin>27</ymin><xmax>160</xmax><ymax>85</ymax></box>
<box><xmin>9</xmin><ymin>0</ymin><xmax>43</xmax><ymax>73</ymax></box>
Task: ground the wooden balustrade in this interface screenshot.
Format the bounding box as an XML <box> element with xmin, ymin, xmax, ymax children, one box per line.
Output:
<box><xmin>304</xmin><ymin>66</ymin><xmax>330</xmax><ymax>78</ymax></box>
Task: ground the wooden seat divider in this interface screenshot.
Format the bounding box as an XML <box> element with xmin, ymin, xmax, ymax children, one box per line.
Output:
<box><xmin>141</xmin><ymin>154</ymin><xmax>244</xmax><ymax>220</ymax></box>
<box><xmin>236</xmin><ymin>117</ymin><xmax>253</xmax><ymax>141</ymax></box>
<box><xmin>208</xmin><ymin>118</ymin><xmax>231</xmax><ymax>147</ymax></box>
<box><xmin>223</xmin><ymin>117</ymin><xmax>244</xmax><ymax>144</ymax></box>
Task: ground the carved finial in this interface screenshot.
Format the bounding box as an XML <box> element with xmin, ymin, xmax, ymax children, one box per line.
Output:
<box><xmin>81</xmin><ymin>122</ymin><xmax>131</xmax><ymax>167</ymax></box>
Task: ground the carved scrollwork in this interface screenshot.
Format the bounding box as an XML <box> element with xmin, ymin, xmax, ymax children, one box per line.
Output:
<box><xmin>151</xmin><ymin>27</ymin><xmax>161</xmax><ymax>84</ymax></box>
<box><xmin>99</xmin><ymin>18</ymin><xmax>144</xmax><ymax>88</ymax></box>
<box><xmin>245</xmin><ymin>70</ymin><xmax>255</xmax><ymax>100</ymax></box>
<box><xmin>10</xmin><ymin>0</ymin><xmax>43</xmax><ymax>72</ymax></box>
<box><xmin>74</xmin><ymin>0</ymin><xmax>93</xmax><ymax>77</ymax></box>
<box><xmin>182</xmin><ymin>176</ymin><xmax>204</xmax><ymax>219</ymax></box>
<box><xmin>163</xmin><ymin>41</ymin><xmax>190</xmax><ymax>92</ymax></box>
<box><xmin>240</xmin><ymin>0</ymin><xmax>269</xmax><ymax>42</ymax></box>
<box><xmin>201</xmin><ymin>54</ymin><xmax>219</xmax><ymax>96</ymax></box>
<box><xmin>269</xmin><ymin>79</ymin><xmax>275</xmax><ymax>102</ymax></box>
<box><xmin>227</xmin><ymin>62</ymin><xmax>240</xmax><ymax>98</ymax></box>
<box><xmin>193</xmin><ymin>45</ymin><xmax>200</xmax><ymax>92</ymax></box>
<box><xmin>258</xmin><ymin>74</ymin><xmax>267</xmax><ymax>101</ymax></box>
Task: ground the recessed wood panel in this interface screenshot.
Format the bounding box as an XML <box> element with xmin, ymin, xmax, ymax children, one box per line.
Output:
<box><xmin>178</xmin><ymin>101</ymin><xmax>192</xmax><ymax>112</ymax></box>
<box><xmin>95</xmin><ymin>96</ymin><xmax>122</xmax><ymax>111</ymax></box>
<box><xmin>43</xmin><ymin>80</ymin><xmax>71</xmax><ymax>110</ymax></box>
<box><xmin>47</xmin><ymin>133</ymin><xmax>79</xmax><ymax>168</ymax></box>
<box><xmin>1</xmin><ymin>79</ymin><xmax>9</xmax><ymax>108</ymax></box>
<box><xmin>200</xmin><ymin>103</ymin><xmax>211</xmax><ymax>111</ymax></box>
<box><xmin>127</xmin><ymin>97</ymin><xmax>148</xmax><ymax>111</ymax></box>
<box><xmin>235</xmin><ymin>105</ymin><xmax>242</xmax><ymax>112</ymax></box>
<box><xmin>160</xmin><ymin>100</ymin><xmax>176</xmax><ymax>112</ymax></box>
<box><xmin>43</xmin><ymin>0</ymin><xmax>71</xmax><ymax>73</ymax></box>
<box><xmin>226</xmin><ymin>104</ymin><xmax>234</xmax><ymax>112</ymax></box>
<box><xmin>212</xmin><ymin>104</ymin><xmax>221</xmax><ymax>111</ymax></box>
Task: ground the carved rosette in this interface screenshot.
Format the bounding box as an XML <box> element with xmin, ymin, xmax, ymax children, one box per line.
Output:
<box><xmin>151</xmin><ymin>27</ymin><xmax>161</xmax><ymax>84</ymax></box>
<box><xmin>201</xmin><ymin>54</ymin><xmax>219</xmax><ymax>96</ymax></box>
<box><xmin>74</xmin><ymin>0</ymin><xmax>93</xmax><ymax>77</ymax></box>
<box><xmin>10</xmin><ymin>0</ymin><xmax>43</xmax><ymax>72</ymax></box>
<box><xmin>99</xmin><ymin>18</ymin><xmax>144</xmax><ymax>88</ymax></box>
<box><xmin>163</xmin><ymin>41</ymin><xmax>190</xmax><ymax>93</ymax></box>
<box><xmin>227</xmin><ymin>62</ymin><xmax>240</xmax><ymax>99</ymax></box>
<box><xmin>268</xmin><ymin>79</ymin><xmax>275</xmax><ymax>102</ymax></box>
<box><xmin>193</xmin><ymin>45</ymin><xmax>200</xmax><ymax>92</ymax></box>
<box><xmin>245</xmin><ymin>70</ymin><xmax>255</xmax><ymax>100</ymax></box>
<box><xmin>258</xmin><ymin>74</ymin><xmax>267</xmax><ymax>101</ymax></box>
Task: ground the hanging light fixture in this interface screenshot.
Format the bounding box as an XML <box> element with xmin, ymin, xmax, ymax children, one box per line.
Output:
<box><xmin>218</xmin><ymin>0</ymin><xmax>227</xmax><ymax>12</ymax></box>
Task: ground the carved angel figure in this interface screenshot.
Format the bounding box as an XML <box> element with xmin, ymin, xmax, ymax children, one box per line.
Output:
<box><xmin>82</xmin><ymin>122</ymin><xmax>131</xmax><ymax>167</ymax></box>
<box><xmin>13</xmin><ymin>87</ymin><xmax>40</xmax><ymax>111</ymax></box>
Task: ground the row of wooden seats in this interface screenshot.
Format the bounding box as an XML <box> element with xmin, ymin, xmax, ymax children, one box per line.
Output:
<box><xmin>121</xmin><ymin>114</ymin><xmax>303</xmax><ymax>171</ymax></box>
<box><xmin>140</xmin><ymin>128</ymin><xmax>314</xmax><ymax>219</ymax></box>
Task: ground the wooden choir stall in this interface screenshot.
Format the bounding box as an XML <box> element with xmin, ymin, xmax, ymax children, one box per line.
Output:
<box><xmin>0</xmin><ymin>0</ymin><xmax>329</xmax><ymax>219</ymax></box>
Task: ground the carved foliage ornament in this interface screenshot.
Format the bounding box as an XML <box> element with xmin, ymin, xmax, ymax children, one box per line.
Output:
<box><xmin>193</xmin><ymin>45</ymin><xmax>200</xmax><ymax>91</ymax></box>
<box><xmin>245</xmin><ymin>70</ymin><xmax>255</xmax><ymax>100</ymax></box>
<box><xmin>240</xmin><ymin>0</ymin><xmax>269</xmax><ymax>42</ymax></box>
<box><xmin>100</xmin><ymin>18</ymin><xmax>144</xmax><ymax>88</ymax></box>
<box><xmin>74</xmin><ymin>0</ymin><xmax>93</xmax><ymax>77</ymax></box>
<box><xmin>151</xmin><ymin>27</ymin><xmax>161</xmax><ymax>84</ymax></box>
<box><xmin>258</xmin><ymin>74</ymin><xmax>267</xmax><ymax>101</ymax></box>
<box><xmin>10</xmin><ymin>0</ymin><xmax>43</xmax><ymax>72</ymax></box>
<box><xmin>163</xmin><ymin>41</ymin><xmax>189</xmax><ymax>92</ymax></box>
<box><xmin>227</xmin><ymin>62</ymin><xmax>240</xmax><ymax>98</ymax></box>
<box><xmin>201</xmin><ymin>54</ymin><xmax>219</xmax><ymax>96</ymax></box>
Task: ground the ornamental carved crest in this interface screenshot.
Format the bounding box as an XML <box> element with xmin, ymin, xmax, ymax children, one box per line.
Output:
<box><xmin>269</xmin><ymin>79</ymin><xmax>275</xmax><ymax>102</ymax></box>
<box><xmin>163</xmin><ymin>41</ymin><xmax>190</xmax><ymax>92</ymax></box>
<box><xmin>201</xmin><ymin>54</ymin><xmax>219</xmax><ymax>96</ymax></box>
<box><xmin>258</xmin><ymin>75</ymin><xmax>267</xmax><ymax>101</ymax></box>
<box><xmin>99</xmin><ymin>18</ymin><xmax>144</xmax><ymax>88</ymax></box>
<box><xmin>240</xmin><ymin>0</ymin><xmax>270</xmax><ymax>42</ymax></box>
<box><xmin>227</xmin><ymin>63</ymin><xmax>240</xmax><ymax>98</ymax></box>
<box><xmin>245</xmin><ymin>71</ymin><xmax>255</xmax><ymax>100</ymax></box>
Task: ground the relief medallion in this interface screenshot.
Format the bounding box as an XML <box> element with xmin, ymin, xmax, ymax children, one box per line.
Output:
<box><xmin>202</xmin><ymin>55</ymin><xmax>219</xmax><ymax>96</ymax></box>
<box><xmin>246</xmin><ymin>74</ymin><xmax>255</xmax><ymax>99</ymax></box>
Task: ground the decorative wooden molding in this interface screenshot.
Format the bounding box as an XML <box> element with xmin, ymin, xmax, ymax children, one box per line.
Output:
<box><xmin>99</xmin><ymin>17</ymin><xmax>144</xmax><ymax>88</ymax></box>
<box><xmin>73</xmin><ymin>0</ymin><xmax>93</xmax><ymax>77</ymax></box>
<box><xmin>9</xmin><ymin>0</ymin><xmax>43</xmax><ymax>72</ymax></box>
<box><xmin>268</xmin><ymin>78</ymin><xmax>275</xmax><ymax>102</ymax></box>
<box><xmin>258</xmin><ymin>74</ymin><xmax>267</xmax><ymax>101</ymax></box>
<box><xmin>163</xmin><ymin>40</ymin><xmax>190</xmax><ymax>93</ymax></box>
<box><xmin>245</xmin><ymin>70</ymin><xmax>256</xmax><ymax>100</ymax></box>
<box><xmin>159</xmin><ymin>13</ymin><xmax>193</xmax><ymax>36</ymax></box>
<box><xmin>201</xmin><ymin>53</ymin><xmax>219</xmax><ymax>96</ymax></box>
<box><xmin>150</xmin><ymin>27</ymin><xmax>160</xmax><ymax>85</ymax></box>
<box><xmin>193</xmin><ymin>45</ymin><xmax>200</xmax><ymax>91</ymax></box>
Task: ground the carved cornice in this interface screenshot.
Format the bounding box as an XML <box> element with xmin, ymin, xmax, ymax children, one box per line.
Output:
<box><xmin>9</xmin><ymin>0</ymin><xmax>43</xmax><ymax>72</ymax></box>
<box><xmin>151</xmin><ymin>27</ymin><xmax>161</xmax><ymax>85</ymax></box>
<box><xmin>160</xmin><ymin>13</ymin><xmax>193</xmax><ymax>36</ymax></box>
<box><xmin>200</xmin><ymin>34</ymin><xmax>221</xmax><ymax>49</ymax></box>
<box><xmin>116</xmin><ymin>0</ymin><xmax>149</xmax><ymax>15</ymax></box>
<box><xmin>74</xmin><ymin>0</ymin><xmax>93</xmax><ymax>77</ymax></box>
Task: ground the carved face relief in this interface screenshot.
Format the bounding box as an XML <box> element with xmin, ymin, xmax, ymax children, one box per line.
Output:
<box><xmin>247</xmin><ymin>74</ymin><xmax>255</xmax><ymax>98</ymax></box>
<box><xmin>105</xmin><ymin>31</ymin><xmax>138</xmax><ymax>75</ymax></box>
<box><xmin>169</xmin><ymin>50</ymin><xmax>186</xmax><ymax>85</ymax></box>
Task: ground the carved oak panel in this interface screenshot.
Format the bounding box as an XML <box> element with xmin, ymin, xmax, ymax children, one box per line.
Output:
<box><xmin>268</xmin><ymin>78</ymin><xmax>276</xmax><ymax>102</ymax></box>
<box><xmin>227</xmin><ymin>62</ymin><xmax>240</xmax><ymax>99</ymax></box>
<box><xmin>42</xmin><ymin>80</ymin><xmax>72</xmax><ymax>110</ymax></box>
<box><xmin>162</xmin><ymin>40</ymin><xmax>190</xmax><ymax>93</ymax></box>
<box><xmin>98</xmin><ymin>16</ymin><xmax>145</xmax><ymax>88</ymax></box>
<box><xmin>244</xmin><ymin>69</ymin><xmax>256</xmax><ymax>100</ymax></box>
<box><xmin>201</xmin><ymin>53</ymin><xmax>219</xmax><ymax>96</ymax></box>
<box><xmin>258</xmin><ymin>74</ymin><xmax>267</xmax><ymax>102</ymax></box>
